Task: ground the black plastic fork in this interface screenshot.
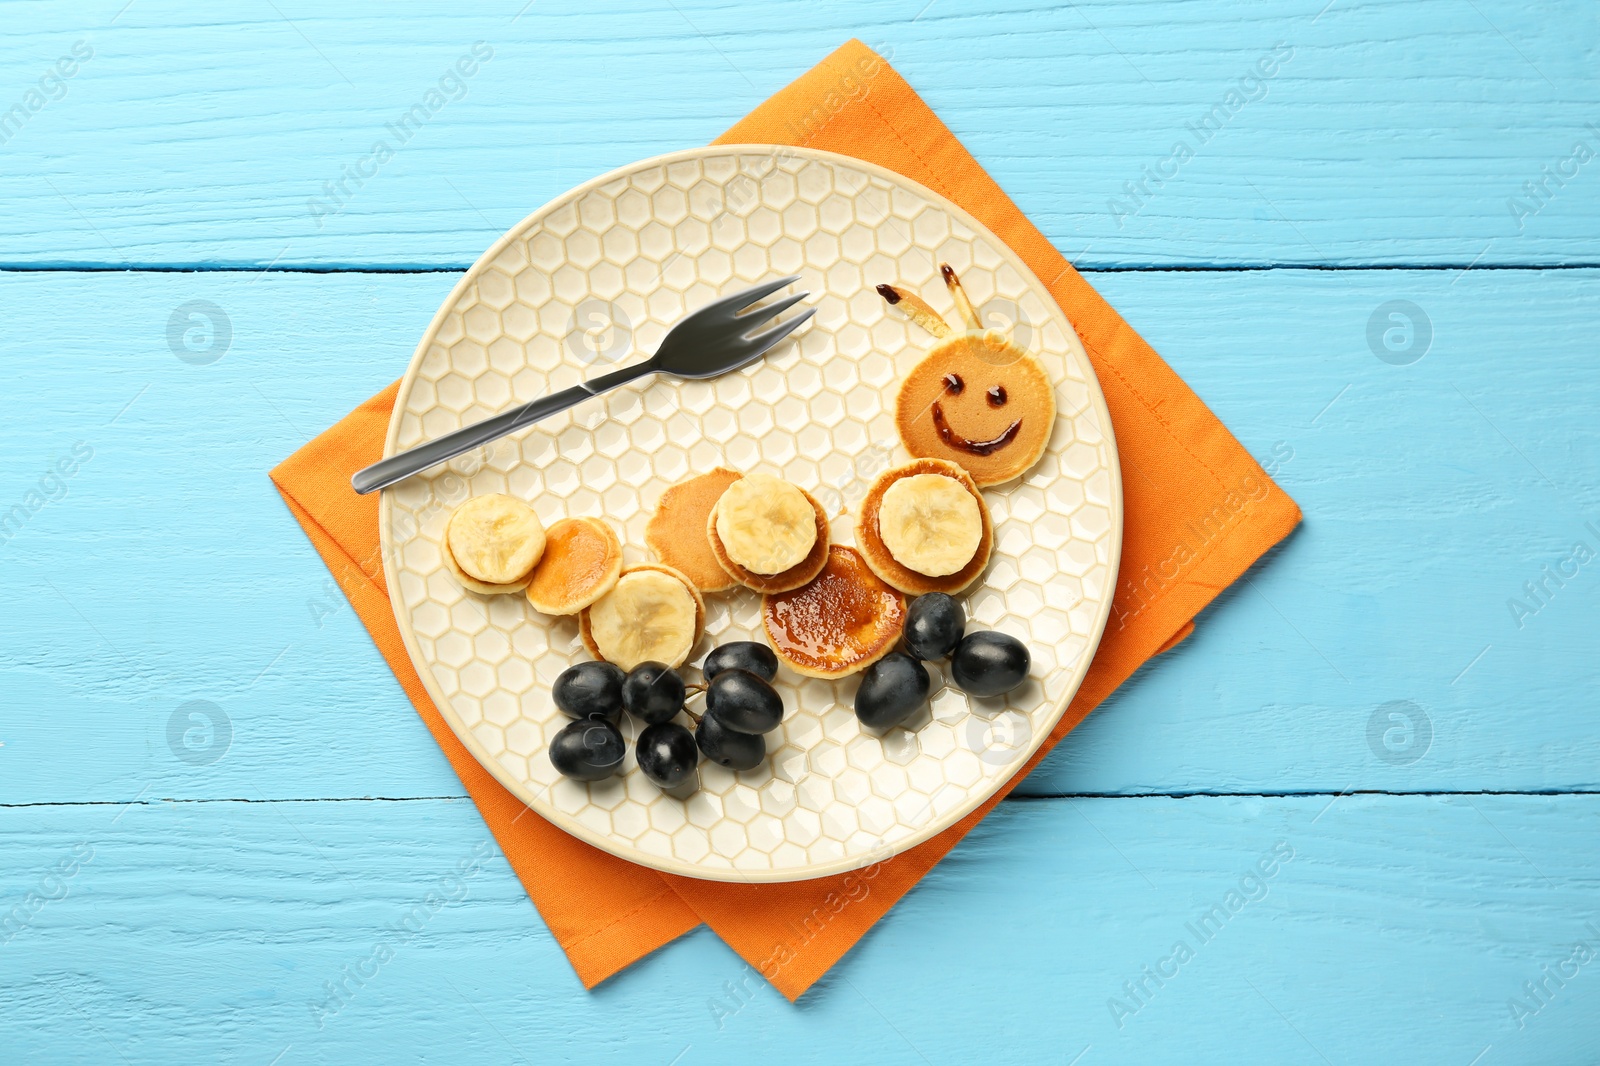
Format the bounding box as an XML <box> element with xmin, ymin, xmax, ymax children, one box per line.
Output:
<box><xmin>352</xmin><ymin>276</ymin><xmax>813</xmax><ymax>494</ymax></box>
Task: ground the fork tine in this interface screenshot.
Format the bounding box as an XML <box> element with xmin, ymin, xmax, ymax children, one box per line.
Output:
<box><xmin>734</xmin><ymin>290</ymin><xmax>810</xmax><ymax>330</ymax></box>
<box><xmin>737</xmin><ymin>306</ymin><xmax>816</xmax><ymax>358</ymax></box>
<box><xmin>697</xmin><ymin>275</ymin><xmax>803</xmax><ymax>320</ymax></box>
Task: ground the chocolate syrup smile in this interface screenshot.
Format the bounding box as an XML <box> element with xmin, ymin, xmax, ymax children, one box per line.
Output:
<box><xmin>931</xmin><ymin>402</ymin><xmax>1022</xmax><ymax>457</ymax></box>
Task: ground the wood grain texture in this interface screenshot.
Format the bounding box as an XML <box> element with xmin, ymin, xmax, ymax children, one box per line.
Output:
<box><xmin>0</xmin><ymin>0</ymin><xmax>1597</xmax><ymax>268</ymax></box>
<box><xmin>2</xmin><ymin>268</ymin><xmax>1593</xmax><ymax>804</ymax></box>
<box><xmin>3</xmin><ymin>2</ymin><xmax>1597</xmax><ymax>1058</ymax></box>
<box><xmin>2</xmin><ymin>795</ymin><xmax>1596</xmax><ymax>1064</ymax></box>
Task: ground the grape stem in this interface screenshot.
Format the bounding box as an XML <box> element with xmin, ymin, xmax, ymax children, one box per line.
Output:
<box><xmin>680</xmin><ymin>682</ymin><xmax>708</xmax><ymax>726</ymax></box>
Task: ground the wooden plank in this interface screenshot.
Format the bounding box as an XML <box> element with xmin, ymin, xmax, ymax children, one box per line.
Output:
<box><xmin>1</xmin><ymin>266</ymin><xmax>1595</xmax><ymax>804</ymax></box>
<box><xmin>1033</xmin><ymin>263</ymin><xmax>1600</xmax><ymax>795</ymax></box>
<box><xmin>1</xmin><ymin>0</ymin><xmax>1597</xmax><ymax>268</ymax></box>
<box><xmin>0</xmin><ymin>270</ymin><xmax>461</xmax><ymax>805</ymax></box>
<box><xmin>1</xmin><ymin>794</ymin><xmax>1595</xmax><ymax>1063</ymax></box>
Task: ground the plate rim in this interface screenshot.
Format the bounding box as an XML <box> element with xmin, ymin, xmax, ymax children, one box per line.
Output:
<box><xmin>379</xmin><ymin>143</ymin><xmax>1124</xmax><ymax>883</ymax></box>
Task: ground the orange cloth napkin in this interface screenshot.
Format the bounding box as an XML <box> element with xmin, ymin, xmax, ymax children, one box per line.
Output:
<box><xmin>270</xmin><ymin>39</ymin><xmax>1300</xmax><ymax>1001</ymax></box>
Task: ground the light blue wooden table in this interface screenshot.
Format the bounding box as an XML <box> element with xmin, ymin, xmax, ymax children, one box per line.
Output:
<box><xmin>3</xmin><ymin>2</ymin><xmax>1597</xmax><ymax>1062</ymax></box>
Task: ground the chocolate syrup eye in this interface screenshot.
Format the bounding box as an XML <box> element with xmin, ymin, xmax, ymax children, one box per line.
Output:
<box><xmin>987</xmin><ymin>385</ymin><xmax>1008</xmax><ymax>407</ymax></box>
<box><xmin>943</xmin><ymin>373</ymin><xmax>965</xmax><ymax>395</ymax></box>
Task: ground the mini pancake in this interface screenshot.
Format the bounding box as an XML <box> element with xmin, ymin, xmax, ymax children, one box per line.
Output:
<box><xmin>579</xmin><ymin>563</ymin><xmax>706</xmax><ymax>671</ymax></box>
<box><xmin>706</xmin><ymin>479</ymin><xmax>831</xmax><ymax>594</ymax></box>
<box><xmin>645</xmin><ymin>467</ymin><xmax>742</xmax><ymax>593</ymax></box>
<box><xmin>524</xmin><ymin>517</ymin><xmax>623</xmax><ymax>616</ymax></box>
<box><xmin>894</xmin><ymin>331</ymin><xmax>1055</xmax><ymax>486</ymax></box>
<box><xmin>856</xmin><ymin>458</ymin><xmax>993</xmax><ymax>596</ymax></box>
<box><xmin>760</xmin><ymin>546</ymin><xmax>906</xmax><ymax>679</ymax></box>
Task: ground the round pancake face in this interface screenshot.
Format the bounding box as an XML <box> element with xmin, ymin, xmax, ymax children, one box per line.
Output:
<box><xmin>579</xmin><ymin>563</ymin><xmax>706</xmax><ymax>671</ymax></box>
<box><xmin>856</xmin><ymin>458</ymin><xmax>993</xmax><ymax>596</ymax></box>
<box><xmin>706</xmin><ymin>480</ymin><xmax>830</xmax><ymax>594</ymax></box>
<box><xmin>894</xmin><ymin>332</ymin><xmax>1055</xmax><ymax>487</ymax></box>
<box><xmin>525</xmin><ymin>517</ymin><xmax>623</xmax><ymax>616</ymax></box>
<box><xmin>645</xmin><ymin>467</ymin><xmax>742</xmax><ymax>593</ymax></box>
<box><xmin>760</xmin><ymin>546</ymin><xmax>906</xmax><ymax>679</ymax></box>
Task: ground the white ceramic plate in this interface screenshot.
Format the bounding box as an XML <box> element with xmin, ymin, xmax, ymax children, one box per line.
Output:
<box><xmin>380</xmin><ymin>146</ymin><xmax>1121</xmax><ymax>882</ymax></box>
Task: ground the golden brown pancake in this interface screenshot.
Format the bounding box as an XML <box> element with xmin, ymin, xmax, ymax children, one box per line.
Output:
<box><xmin>856</xmin><ymin>458</ymin><xmax>993</xmax><ymax>596</ymax></box>
<box><xmin>706</xmin><ymin>480</ymin><xmax>831</xmax><ymax>594</ymax></box>
<box><xmin>645</xmin><ymin>467</ymin><xmax>743</xmax><ymax>593</ymax></box>
<box><xmin>524</xmin><ymin>517</ymin><xmax>623</xmax><ymax>616</ymax></box>
<box><xmin>761</xmin><ymin>546</ymin><xmax>906</xmax><ymax>679</ymax></box>
<box><xmin>579</xmin><ymin>563</ymin><xmax>705</xmax><ymax>668</ymax></box>
<box><xmin>894</xmin><ymin>331</ymin><xmax>1055</xmax><ymax>487</ymax></box>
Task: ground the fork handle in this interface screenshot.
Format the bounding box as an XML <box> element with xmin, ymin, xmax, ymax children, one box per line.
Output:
<box><xmin>351</xmin><ymin>359</ymin><xmax>657</xmax><ymax>494</ymax></box>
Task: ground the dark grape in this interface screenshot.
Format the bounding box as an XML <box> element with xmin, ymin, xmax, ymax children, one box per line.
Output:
<box><xmin>949</xmin><ymin>631</ymin><xmax>1031</xmax><ymax>697</ymax></box>
<box><xmin>548</xmin><ymin>718</ymin><xmax>626</xmax><ymax>781</ymax></box>
<box><xmin>705</xmin><ymin>668</ymin><xmax>784</xmax><ymax>734</ymax></box>
<box><xmin>622</xmin><ymin>662</ymin><xmax>685</xmax><ymax>725</ymax></box>
<box><xmin>636</xmin><ymin>721</ymin><xmax>698</xmax><ymax>789</ymax></box>
<box><xmin>904</xmin><ymin>593</ymin><xmax>965</xmax><ymax>661</ymax></box>
<box><xmin>702</xmin><ymin>641</ymin><xmax>779</xmax><ymax>683</ymax></box>
<box><xmin>695</xmin><ymin>712</ymin><xmax>766</xmax><ymax>771</ymax></box>
<box><xmin>854</xmin><ymin>651</ymin><xmax>931</xmax><ymax>730</ymax></box>
<box><xmin>552</xmin><ymin>661</ymin><xmax>625</xmax><ymax>722</ymax></box>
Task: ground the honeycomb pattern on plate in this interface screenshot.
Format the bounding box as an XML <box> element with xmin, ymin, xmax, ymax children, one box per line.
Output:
<box><xmin>381</xmin><ymin>147</ymin><xmax>1120</xmax><ymax>882</ymax></box>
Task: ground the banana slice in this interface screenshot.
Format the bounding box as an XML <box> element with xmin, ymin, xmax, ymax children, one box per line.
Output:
<box><xmin>714</xmin><ymin>473</ymin><xmax>817</xmax><ymax>575</ymax></box>
<box><xmin>582</xmin><ymin>566</ymin><xmax>702</xmax><ymax>671</ymax></box>
<box><xmin>706</xmin><ymin>479</ymin><xmax>830</xmax><ymax>594</ymax></box>
<box><xmin>444</xmin><ymin>494</ymin><xmax>545</xmax><ymax>592</ymax></box>
<box><xmin>442</xmin><ymin>545</ymin><xmax>532</xmax><ymax>596</ymax></box>
<box><xmin>877</xmin><ymin>473</ymin><xmax>983</xmax><ymax>577</ymax></box>
<box><xmin>856</xmin><ymin>458</ymin><xmax>992</xmax><ymax>595</ymax></box>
